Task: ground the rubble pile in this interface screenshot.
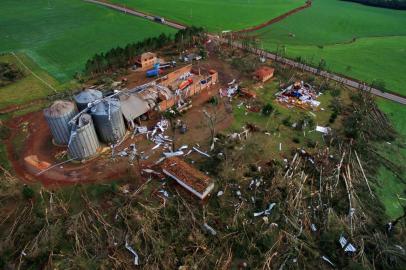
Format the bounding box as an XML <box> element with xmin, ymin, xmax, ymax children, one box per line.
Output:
<box><xmin>276</xmin><ymin>81</ymin><xmax>320</xmax><ymax>110</ymax></box>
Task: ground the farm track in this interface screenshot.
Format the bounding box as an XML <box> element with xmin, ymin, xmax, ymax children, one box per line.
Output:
<box><xmin>85</xmin><ymin>0</ymin><xmax>406</xmax><ymax>104</ymax></box>
<box><xmin>234</xmin><ymin>1</ymin><xmax>312</xmax><ymax>33</ymax></box>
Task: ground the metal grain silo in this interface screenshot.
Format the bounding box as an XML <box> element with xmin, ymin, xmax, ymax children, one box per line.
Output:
<box><xmin>68</xmin><ymin>114</ymin><xmax>100</xmax><ymax>160</ymax></box>
<box><xmin>74</xmin><ymin>89</ymin><xmax>103</xmax><ymax>111</ymax></box>
<box><xmin>43</xmin><ymin>100</ymin><xmax>77</xmax><ymax>145</ymax></box>
<box><xmin>91</xmin><ymin>98</ymin><xmax>126</xmax><ymax>144</ymax></box>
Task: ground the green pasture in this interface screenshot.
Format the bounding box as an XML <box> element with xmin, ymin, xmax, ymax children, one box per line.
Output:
<box><xmin>276</xmin><ymin>36</ymin><xmax>406</xmax><ymax>96</ymax></box>
<box><xmin>110</xmin><ymin>0</ymin><xmax>305</xmax><ymax>32</ymax></box>
<box><xmin>255</xmin><ymin>0</ymin><xmax>406</xmax><ymax>46</ymax></box>
<box><xmin>0</xmin><ymin>53</ymin><xmax>64</xmax><ymax>110</ymax></box>
<box><xmin>0</xmin><ymin>0</ymin><xmax>175</xmax><ymax>82</ymax></box>
<box><xmin>252</xmin><ymin>0</ymin><xmax>406</xmax><ymax>96</ymax></box>
<box><xmin>375</xmin><ymin>99</ymin><xmax>406</xmax><ymax>218</ymax></box>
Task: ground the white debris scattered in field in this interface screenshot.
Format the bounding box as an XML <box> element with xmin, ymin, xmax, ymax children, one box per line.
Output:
<box><xmin>316</xmin><ymin>126</ymin><xmax>331</xmax><ymax>135</ymax></box>
<box><xmin>339</xmin><ymin>235</ymin><xmax>357</xmax><ymax>253</ymax></box>
<box><xmin>125</xmin><ymin>241</ymin><xmax>140</xmax><ymax>265</ymax></box>
<box><xmin>203</xmin><ymin>223</ymin><xmax>217</xmax><ymax>236</ymax></box>
<box><xmin>254</xmin><ymin>203</ymin><xmax>276</xmax><ymax>217</ymax></box>
<box><xmin>193</xmin><ymin>147</ymin><xmax>211</xmax><ymax>158</ymax></box>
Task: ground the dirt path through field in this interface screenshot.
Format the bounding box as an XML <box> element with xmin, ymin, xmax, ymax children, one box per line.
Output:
<box><xmin>234</xmin><ymin>1</ymin><xmax>312</xmax><ymax>33</ymax></box>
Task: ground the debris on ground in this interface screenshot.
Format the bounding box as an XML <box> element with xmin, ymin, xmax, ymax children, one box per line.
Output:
<box><xmin>125</xmin><ymin>240</ymin><xmax>140</xmax><ymax>266</ymax></box>
<box><xmin>316</xmin><ymin>125</ymin><xmax>331</xmax><ymax>135</ymax></box>
<box><xmin>203</xmin><ymin>223</ymin><xmax>217</xmax><ymax>236</ymax></box>
<box><xmin>254</xmin><ymin>203</ymin><xmax>276</xmax><ymax>217</ymax></box>
<box><xmin>276</xmin><ymin>81</ymin><xmax>320</xmax><ymax>110</ymax></box>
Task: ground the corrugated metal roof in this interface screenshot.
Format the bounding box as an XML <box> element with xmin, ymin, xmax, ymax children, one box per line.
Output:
<box><xmin>119</xmin><ymin>94</ymin><xmax>151</xmax><ymax>122</ymax></box>
<box><xmin>74</xmin><ymin>89</ymin><xmax>102</xmax><ymax>105</ymax></box>
<box><xmin>44</xmin><ymin>100</ymin><xmax>76</xmax><ymax>117</ymax></box>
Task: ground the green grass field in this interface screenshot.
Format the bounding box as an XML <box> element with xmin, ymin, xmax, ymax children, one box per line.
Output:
<box><xmin>0</xmin><ymin>53</ymin><xmax>64</xmax><ymax>110</ymax></box>
<box><xmin>253</xmin><ymin>0</ymin><xmax>406</xmax><ymax>96</ymax></box>
<box><xmin>0</xmin><ymin>0</ymin><xmax>175</xmax><ymax>82</ymax></box>
<box><xmin>375</xmin><ymin>99</ymin><xmax>406</xmax><ymax>218</ymax></box>
<box><xmin>110</xmin><ymin>0</ymin><xmax>305</xmax><ymax>32</ymax></box>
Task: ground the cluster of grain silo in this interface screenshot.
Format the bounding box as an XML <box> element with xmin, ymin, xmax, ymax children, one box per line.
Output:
<box><xmin>43</xmin><ymin>89</ymin><xmax>127</xmax><ymax>161</ymax></box>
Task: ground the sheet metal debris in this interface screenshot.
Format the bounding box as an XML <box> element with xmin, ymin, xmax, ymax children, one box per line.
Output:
<box><xmin>125</xmin><ymin>241</ymin><xmax>140</xmax><ymax>266</ymax></box>
<box><xmin>203</xmin><ymin>223</ymin><xmax>217</xmax><ymax>236</ymax></box>
<box><xmin>254</xmin><ymin>203</ymin><xmax>276</xmax><ymax>217</ymax></box>
<box><xmin>316</xmin><ymin>126</ymin><xmax>331</xmax><ymax>135</ymax></box>
<box><xmin>339</xmin><ymin>235</ymin><xmax>357</xmax><ymax>253</ymax></box>
<box><xmin>321</xmin><ymin>256</ymin><xmax>335</xmax><ymax>267</ymax></box>
<box><xmin>193</xmin><ymin>147</ymin><xmax>211</xmax><ymax>158</ymax></box>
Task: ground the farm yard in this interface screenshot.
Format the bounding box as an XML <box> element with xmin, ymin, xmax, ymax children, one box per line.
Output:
<box><xmin>109</xmin><ymin>0</ymin><xmax>306</xmax><ymax>32</ymax></box>
<box><xmin>252</xmin><ymin>0</ymin><xmax>406</xmax><ymax>96</ymax></box>
<box><xmin>0</xmin><ymin>0</ymin><xmax>175</xmax><ymax>82</ymax></box>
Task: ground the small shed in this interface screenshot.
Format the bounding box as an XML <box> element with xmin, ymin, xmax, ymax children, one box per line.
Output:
<box><xmin>254</xmin><ymin>66</ymin><xmax>275</xmax><ymax>83</ymax></box>
<box><xmin>161</xmin><ymin>157</ymin><xmax>214</xmax><ymax>200</ymax></box>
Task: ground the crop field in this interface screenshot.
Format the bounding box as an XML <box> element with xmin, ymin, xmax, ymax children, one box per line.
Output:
<box><xmin>252</xmin><ymin>0</ymin><xmax>406</xmax><ymax>96</ymax></box>
<box><xmin>110</xmin><ymin>0</ymin><xmax>306</xmax><ymax>32</ymax></box>
<box><xmin>0</xmin><ymin>0</ymin><xmax>175</xmax><ymax>82</ymax></box>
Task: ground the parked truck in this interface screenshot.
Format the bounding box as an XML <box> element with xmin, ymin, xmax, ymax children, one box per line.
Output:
<box><xmin>154</xmin><ymin>16</ymin><xmax>165</xmax><ymax>23</ymax></box>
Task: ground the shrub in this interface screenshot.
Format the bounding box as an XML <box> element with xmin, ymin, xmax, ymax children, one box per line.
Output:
<box><xmin>22</xmin><ymin>185</ymin><xmax>35</xmax><ymax>199</ymax></box>
<box><xmin>292</xmin><ymin>137</ymin><xmax>300</xmax><ymax>144</ymax></box>
<box><xmin>0</xmin><ymin>125</ymin><xmax>11</xmax><ymax>140</ymax></box>
<box><xmin>330</xmin><ymin>88</ymin><xmax>341</xmax><ymax>97</ymax></box>
<box><xmin>306</xmin><ymin>139</ymin><xmax>317</xmax><ymax>148</ymax></box>
<box><xmin>282</xmin><ymin>116</ymin><xmax>291</xmax><ymax>127</ymax></box>
<box><xmin>371</xmin><ymin>79</ymin><xmax>386</xmax><ymax>91</ymax></box>
<box><xmin>329</xmin><ymin>112</ymin><xmax>338</xmax><ymax>124</ymax></box>
<box><xmin>261</xmin><ymin>103</ymin><xmax>274</xmax><ymax>116</ymax></box>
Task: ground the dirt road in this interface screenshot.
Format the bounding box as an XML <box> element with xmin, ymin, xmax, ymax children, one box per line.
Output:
<box><xmin>84</xmin><ymin>0</ymin><xmax>186</xmax><ymax>30</ymax></box>
<box><xmin>84</xmin><ymin>0</ymin><xmax>406</xmax><ymax>104</ymax></box>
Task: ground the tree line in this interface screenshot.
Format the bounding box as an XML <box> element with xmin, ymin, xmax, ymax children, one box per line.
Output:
<box><xmin>84</xmin><ymin>26</ymin><xmax>206</xmax><ymax>76</ymax></box>
<box><xmin>342</xmin><ymin>0</ymin><xmax>406</xmax><ymax>9</ymax></box>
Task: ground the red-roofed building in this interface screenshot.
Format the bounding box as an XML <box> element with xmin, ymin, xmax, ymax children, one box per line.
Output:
<box><xmin>161</xmin><ymin>157</ymin><xmax>214</xmax><ymax>200</ymax></box>
<box><xmin>254</xmin><ymin>66</ymin><xmax>275</xmax><ymax>83</ymax></box>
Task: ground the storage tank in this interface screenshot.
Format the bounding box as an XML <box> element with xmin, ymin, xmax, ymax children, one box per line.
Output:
<box><xmin>43</xmin><ymin>100</ymin><xmax>77</xmax><ymax>145</ymax></box>
<box><xmin>74</xmin><ymin>89</ymin><xmax>103</xmax><ymax>111</ymax></box>
<box><xmin>68</xmin><ymin>114</ymin><xmax>100</xmax><ymax>160</ymax></box>
<box><xmin>91</xmin><ymin>98</ymin><xmax>126</xmax><ymax>144</ymax></box>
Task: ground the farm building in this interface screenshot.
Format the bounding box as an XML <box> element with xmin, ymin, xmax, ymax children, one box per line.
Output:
<box><xmin>135</xmin><ymin>52</ymin><xmax>157</xmax><ymax>70</ymax></box>
<box><xmin>254</xmin><ymin>66</ymin><xmax>275</xmax><ymax>82</ymax></box>
<box><xmin>161</xmin><ymin>157</ymin><xmax>214</xmax><ymax>200</ymax></box>
<box><xmin>120</xmin><ymin>64</ymin><xmax>218</xmax><ymax>125</ymax></box>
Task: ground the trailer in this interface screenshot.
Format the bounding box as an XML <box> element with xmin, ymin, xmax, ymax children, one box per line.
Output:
<box><xmin>146</xmin><ymin>68</ymin><xmax>160</xmax><ymax>77</ymax></box>
<box><xmin>179</xmin><ymin>78</ymin><xmax>193</xmax><ymax>90</ymax></box>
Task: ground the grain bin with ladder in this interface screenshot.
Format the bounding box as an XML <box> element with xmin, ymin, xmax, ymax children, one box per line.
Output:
<box><xmin>43</xmin><ymin>100</ymin><xmax>77</xmax><ymax>145</ymax></box>
<box><xmin>91</xmin><ymin>98</ymin><xmax>126</xmax><ymax>144</ymax></box>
